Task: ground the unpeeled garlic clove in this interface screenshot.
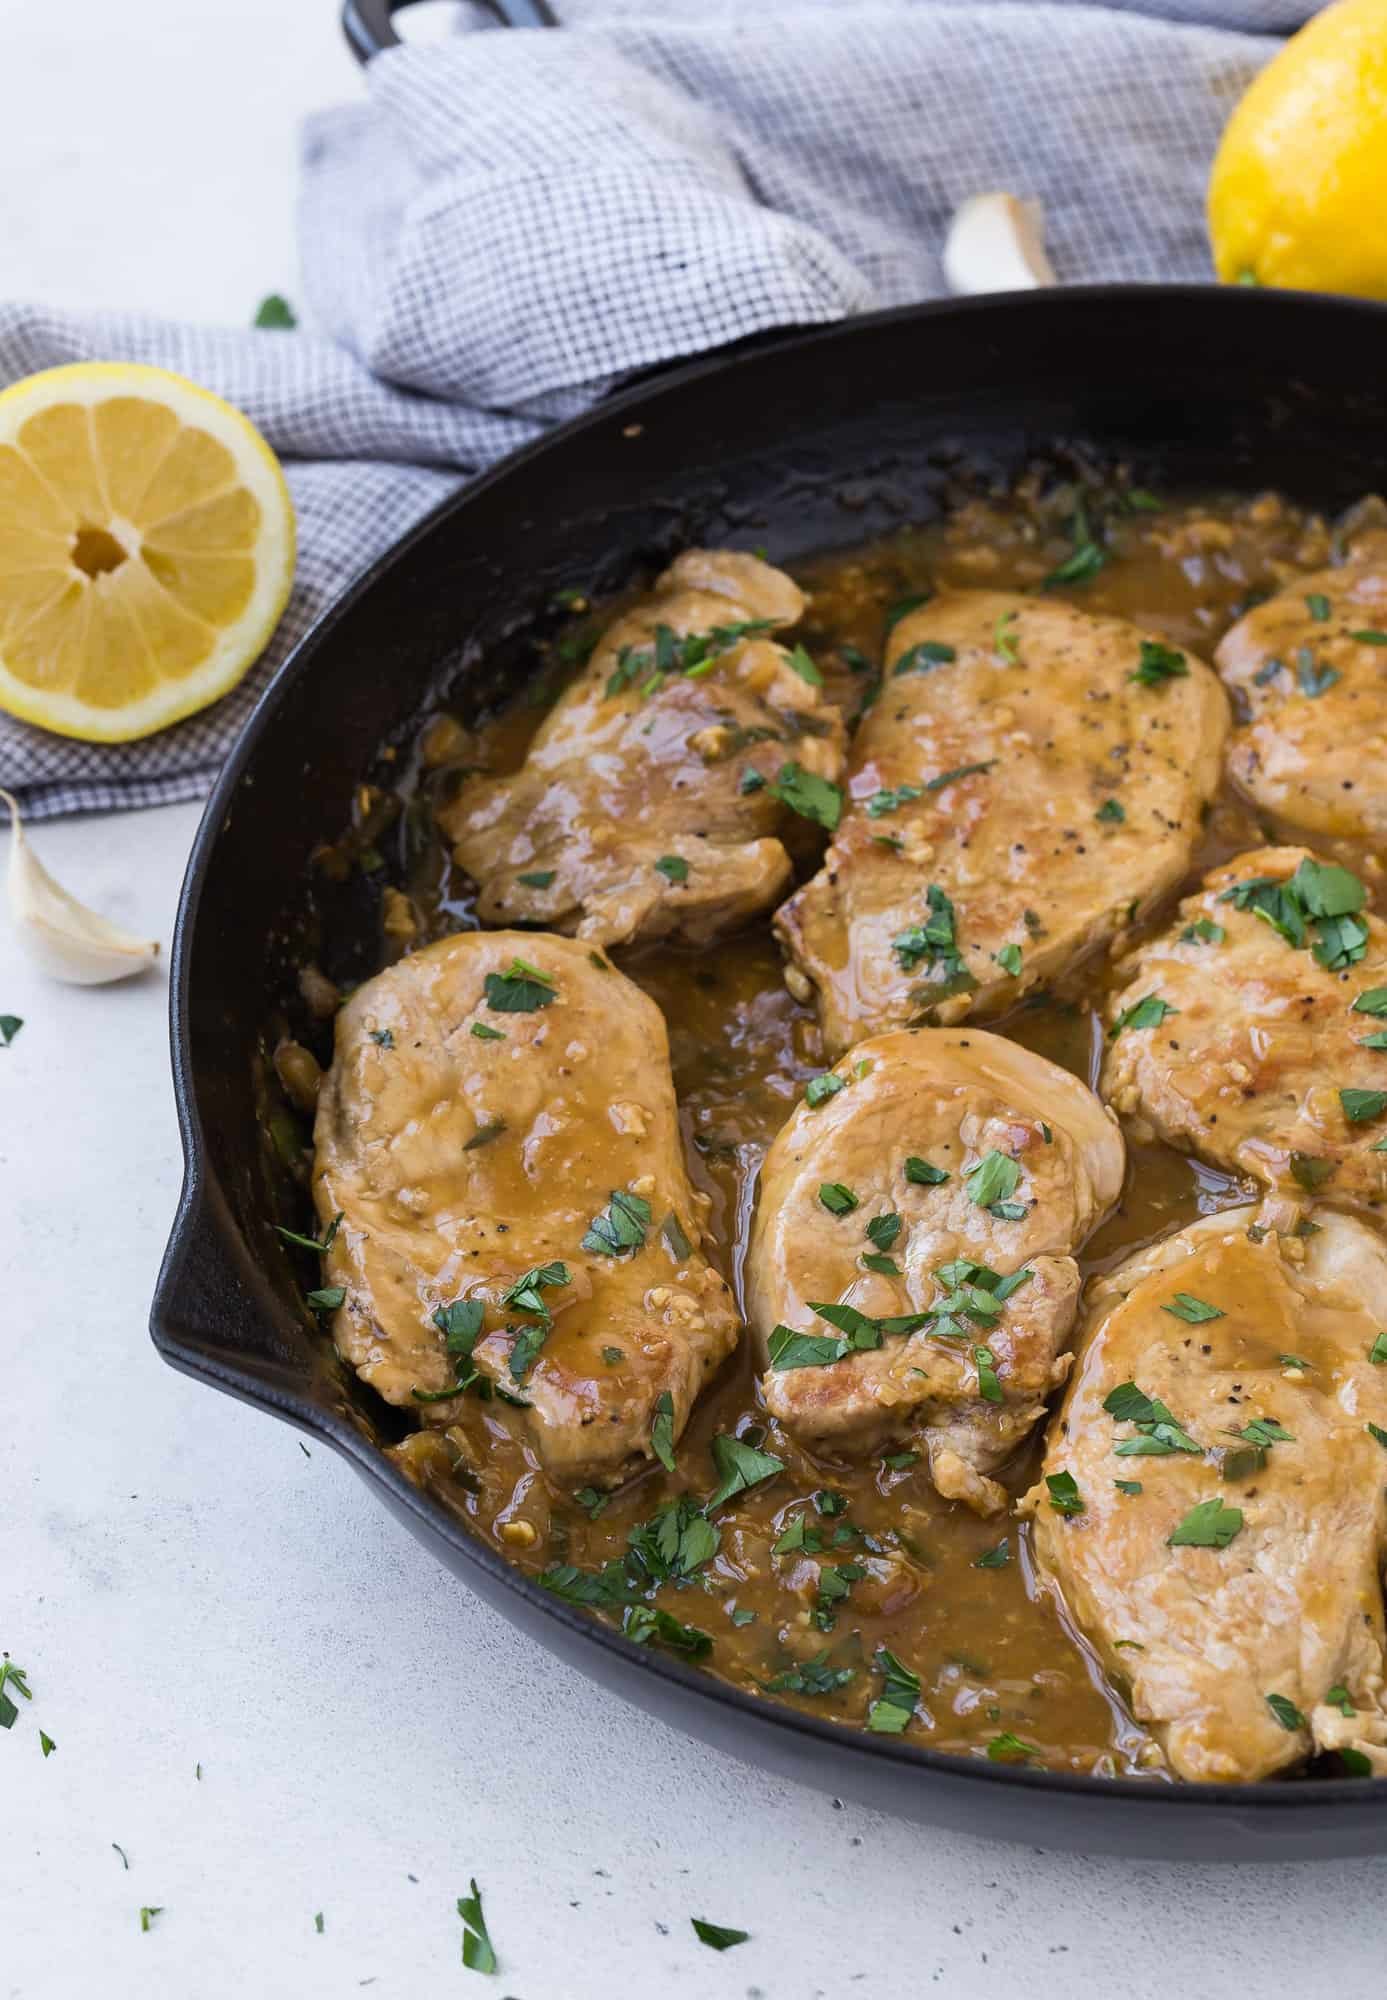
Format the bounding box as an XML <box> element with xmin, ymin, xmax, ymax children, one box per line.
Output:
<box><xmin>1</xmin><ymin>788</ymin><xmax>160</xmax><ymax>985</ymax></box>
<box><xmin>943</xmin><ymin>192</ymin><xmax>1056</xmax><ymax>296</ymax></box>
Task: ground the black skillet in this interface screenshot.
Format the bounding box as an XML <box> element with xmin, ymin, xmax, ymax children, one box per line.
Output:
<box><xmin>150</xmin><ymin>270</ymin><xmax>1387</xmax><ymax>1860</ymax></box>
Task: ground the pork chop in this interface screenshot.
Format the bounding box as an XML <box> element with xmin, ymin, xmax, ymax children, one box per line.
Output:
<box><xmin>775</xmin><ymin>589</ymin><xmax>1228</xmax><ymax>1055</ymax></box>
<box><xmin>440</xmin><ymin>550</ymin><xmax>845</xmax><ymax>950</ymax></box>
<box><xmin>1103</xmin><ymin>845</ymin><xmax>1387</xmax><ymax>1209</ymax></box>
<box><xmin>1025</xmin><ymin>1207</ymin><xmax>1387</xmax><ymax>1783</ymax></box>
<box><xmin>746</xmin><ymin>1026</ymin><xmax>1124</xmax><ymax>1512</ymax></box>
<box><xmin>311</xmin><ymin>930</ymin><xmax>739</xmax><ymax>1486</ymax></box>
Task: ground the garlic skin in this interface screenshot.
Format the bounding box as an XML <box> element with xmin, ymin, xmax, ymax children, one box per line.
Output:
<box><xmin>943</xmin><ymin>192</ymin><xmax>1056</xmax><ymax>296</ymax></box>
<box><xmin>1</xmin><ymin>788</ymin><xmax>160</xmax><ymax>985</ymax></box>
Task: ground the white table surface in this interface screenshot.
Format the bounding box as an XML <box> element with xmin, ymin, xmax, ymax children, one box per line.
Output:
<box><xmin>3</xmin><ymin>5</ymin><xmax>1385</xmax><ymax>1996</ymax></box>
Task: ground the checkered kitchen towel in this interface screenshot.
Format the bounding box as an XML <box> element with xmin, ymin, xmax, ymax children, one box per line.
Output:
<box><xmin>1</xmin><ymin>0</ymin><xmax>1300</xmax><ymax>817</ymax></box>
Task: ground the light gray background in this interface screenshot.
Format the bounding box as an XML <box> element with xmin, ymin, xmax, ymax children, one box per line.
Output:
<box><xmin>3</xmin><ymin>4</ymin><xmax>1384</xmax><ymax>1995</ymax></box>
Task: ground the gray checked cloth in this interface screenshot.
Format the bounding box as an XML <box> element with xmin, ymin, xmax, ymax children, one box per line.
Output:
<box><xmin>1</xmin><ymin>0</ymin><xmax>1302</xmax><ymax>817</ymax></box>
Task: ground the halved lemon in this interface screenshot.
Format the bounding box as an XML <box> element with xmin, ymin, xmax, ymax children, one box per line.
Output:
<box><xmin>0</xmin><ymin>362</ymin><xmax>295</xmax><ymax>742</ymax></box>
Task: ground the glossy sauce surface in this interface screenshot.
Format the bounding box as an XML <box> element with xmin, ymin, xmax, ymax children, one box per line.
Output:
<box><xmin>287</xmin><ymin>477</ymin><xmax>1387</xmax><ymax>1780</ymax></box>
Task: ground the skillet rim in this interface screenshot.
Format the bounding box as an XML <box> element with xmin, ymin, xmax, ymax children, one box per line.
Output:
<box><xmin>152</xmin><ymin>283</ymin><xmax>1387</xmax><ymax>1830</ymax></box>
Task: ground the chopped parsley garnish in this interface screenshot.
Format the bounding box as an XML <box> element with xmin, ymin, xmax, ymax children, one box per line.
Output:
<box><xmin>964</xmin><ymin>1150</ymin><xmax>1021</xmax><ymax>1212</ymax></box>
<box><xmin>862</xmin><ymin>1252</ymin><xmax>899</xmax><ymax>1275</ymax></box>
<box><xmin>1130</xmin><ymin>640</ymin><xmax>1189</xmax><ymax>688</ymax></box>
<box><xmin>1110</xmin><ymin>994</ymin><xmax>1177</xmax><ymax>1038</ymax></box>
<box><xmin>1096</xmin><ymin>798</ymin><xmax>1125</xmax><ymax>824</ymax></box>
<box><xmin>1341</xmin><ymin>1088</ymin><xmax>1387</xmax><ymax>1123</ymax></box>
<box><xmin>1327</xmin><ymin>1685</ymin><xmax>1355</xmax><ymax>1716</ymax></box>
<box><xmin>805</xmin><ymin>1071</ymin><xmax>846</xmax><ymax>1108</ymax></box>
<box><xmin>892</xmin><ymin>883</ymin><xmax>969</xmax><ymax>993</ymax></box>
<box><xmin>463</xmin><ymin>1117</ymin><xmax>506</xmax><ymax>1151</ymax></box>
<box><xmin>785</xmin><ymin>643</ymin><xmax>823</xmax><ymax>686</ymax></box>
<box><xmin>1045</xmin><ymin>1470</ymin><xmax>1085</xmax><ymax>1517</ymax></box>
<box><xmin>499</xmin><ymin>1261</ymin><xmax>569</xmax><ymax>1319</ymax></box>
<box><xmin>582</xmin><ymin>1189</ymin><xmax>652</xmax><ymax>1256</ymax></box>
<box><xmin>1103</xmin><ymin>1381</ymin><xmax>1200</xmax><ymax>1455</ymax></box>
<box><xmin>974</xmin><ymin>1538</ymin><xmax>1011</xmax><ymax>1569</ymax></box>
<box><xmin>886</xmin><ymin>590</ymin><xmax>933</xmax><ymax>631</ymax></box>
<box><xmin>661</xmin><ymin>1211</ymin><xmax>692</xmax><ymax>1261</ymax></box>
<box><xmin>894</xmin><ymin>640</ymin><xmax>956</xmax><ymax>676</ymax></box>
<box><xmin>508</xmin><ymin>1323</ymin><xmax>547</xmax><ymax>1383</ymax></box>
<box><xmin>739</xmin><ymin>766</ymin><xmax>766</xmax><ymax>795</ymax></box>
<box><xmin>994</xmin><ymin>608</ymin><xmax>1020</xmax><ymax>663</ymax></box>
<box><xmin>1290</xmin><ymin>1152</ymin><xmax>1336</xmax><ymax>1191</ymax></box>
<box><xmin>1351</xmin><ymin>629</ymin><xmax>1387</xmax><ymax>645</ymax></box>
<box><xmin>369</xmin><ymin>1028</ymin><xmax>394</xmax><ymax>1047</ymax></box>
<box><xmin>995</xmin><ymin>942</ymin><xmax>1023</xmax><ymax>976</ymax></box>
<box><xmin>1370</xmin><ymin>1334</ymin><xmax>1387</xmax><ymax>1364</ymax></box>
<box><xmin>483</xmin><ymin>956</ymin><xmax>557</xmax><ymax>1012</ymax></box>
<box><xmin>1220</xmin><ymin>858</ymin><xmax>1368</xmax><ymax>971</ymax></box>
<box><xmin>650</xmin><ymin>1391</ymin><xmax>677</xmax><ymax>1472</ymax></box>
<box><xmin>768</xmin><ymin>761</ymin><xmax>843</xmax><ymax>831</ymax></box>
<box><xmin>654</xmin><ymin>854</ymin><xmax>689</xmax><ymax>884</ymax></box>
<box><xmin>867</xmin><ymin>1212</ymin><xmax>902</xmax><ymax>1251</ymax></box>
<box><xmin>819</xmin><ymin>1181</ymin><xmax>859</xmax><ymax>1215</ymax></box>
<box><xmin>0</xmin><ymin>1657</ymin><xmax>32</xmax><ymax>1730</ymax></box>
<box><xmin>608</xmin><ymin>618</ymin><xmax>778</xmax><ymax>695</ymax></box>
<box><xmin>865</xmin><ymin>782</ymin><xmax>923</xmax><ymax>818</ymax></box>
<box><xmin>926</xmin><ymin>760</ymin><xmax>995</xmax><ymax>792</ymax></box>
<box><xmin>768</xmin><ymin>1327</ymin><xmax>857</xmax><ymax>1370</ymax></box>
<box><xmin>705</xmin><ymin>1433</ymin><xmax>783</xmax><ymax>1509</ymax></box>
<box><xmin>1167</xmin><ymin>1497</ymin><xmax>1243</xmax><ymax>1548</ymax></box>
<box><xmin>1253</xmin><ymin>658</ymin><xmax>1284</xmax><ymax>686</ymax></box>
<box><xmin>1162</xmin><ymin>1293</ymin><xmax>1224</xmax><ymax>1324</ymax></box>
<box><xmin>973</xmin><ymin>1345</ymin><xmax>1003</xmax><ymax>1403</ymax></box>
<box><xmin>1181</xmin><ymin>918</ymin><xmax>1225</xmax><ymax>945</ymax></box>
<box><xmin>765</xmin><ymin>1651</ymin><xmax>856</xmax><ymax>1696</ymax></box>
<box><xmin>276</xmin><ymin>1211</ymin><xmax>343</xmax><ymax>1255</ymax></box>
<box><xmin>1295</xmin><ymin>646</ymin><xmax>1339</xmax><ymax>697</ymax></box>
<box><xmin>458</xmin><ymin>1879</ymin><xmax>497</xmax><ymax>1974</ymax></box>
<box><xmin>1265</xmin><ymin>1692</ymin><xmax>1306</xmax><ymax>1732</ymax></box>
<box><xmin>622</xmin><ymin>1603</ymin><xmax>712</xmax><ymax>1659</ymax></box>
<box><xmin>904</xmin><ymin>1156</ymin><xmax>950</xmax><ymax>1186</ymax></box>
<box><xmin>1114</xmin><ymin>1479</ymin><xmax>1143</xmax><ymax>1496</ymax></box>
<box><xmin>1235</xmin><ymin>1416</ymin><xmax>1295</xmax><ymax>1449</ymax></box>
<box><xmin>1043</xmin><ymin>497</ymin><xmax>1107</xmax><ymax>589</ymax></box>
<box><xmin>0</xmin><ymin>1015</ymin><xmax>22</xmax><ymax>1047</ymax></box>
<box><xmin>628</xmin><ymin>1496</ymin><xmax>719</xmax><ymax>1583</ymax></box>
<box><xmin>516</xmin><ymin>869</ymin><xmax>555</xmax><ymax>888</ymax></box>
<box><xmin>691</xmin><ymin>1919</ymin><xmax>750</xmax><ymax>1952</ymax></box>
<box><xmin>470</xmin><ymin>1021</ymin><xmax>506</xmax><ymax>1041</ymax></box>
<box><xmin>985</xmin><ymin>1731</ymin><xmax>1041</xmax><ymax>1764</ymax></box>
<box><xmin>1305</xmin><ymin>593</ymin><xmax>1331</xmax><ymax>622</ymax></box>
<box><xmin>575</xmin><ymin>1487</ymin><xmax>608</xmax><ymax>1519</ymax></box>
<box><xmin>867</xmin><ymin>1646</ymin><xmax>921</xmax><ymax>1734</ymax></box>
<box><xmin>305</xmin><ymin>1285</ymin><xmax>345</xmax><ymax>1312</ymax></box>
<box><xmin>601</xmin><ymin>1345</ymin><xmax>623</xmax><ymax>1365</ymax></box>
<box><xmin>1368</xmin><ymin>1422</ymin><xmax>1387</xmax><ymax>1451</ymax></box>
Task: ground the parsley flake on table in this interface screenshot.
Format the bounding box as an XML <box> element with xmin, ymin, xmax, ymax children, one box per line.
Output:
<box><xmin>691</xmin><ymin>1918</ymin><xmax>750</xmax><ymax>1952</ymax></box>
<box><xmin>0</xmin><ymin>1656</ymin><xmax>32</xmax><ymax>1730</ymax></box>
<box><xmin>458</xmin><ymin>1879</ymin><xmax>497</xmax><ymax>1974</ymax></box>
<box><xmin>0</xmin><ymin>1015</ymin><xmax>21</xmax><ymax>1048</ymax></box>
<box><xmin>139</xmin><ymin>1907</ymin><xmax>164</xmax><ymax>1935</ymax></box>
<box><xmin>253</xmin><ymin>292</ymin><xmax>296</xmax><ymax>329</ymax></box>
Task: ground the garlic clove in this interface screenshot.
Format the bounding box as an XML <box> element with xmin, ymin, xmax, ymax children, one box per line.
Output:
<box><xmin>2</xmin><ymin>788</ymin><xmax>160</xmax><ymax>985</ymax></box>
<box><xmin>943</xmin><ymin>192</ymin><xmax>1056</xmax><ymax>296</ymax></box>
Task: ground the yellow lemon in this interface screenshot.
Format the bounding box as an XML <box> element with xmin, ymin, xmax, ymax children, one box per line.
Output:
<box><xmin>1208</xmin><ymin>0</ymin><xmax>1387</xmax><ymax>298</ymax></box>
<box><xmin>0</xmin><ymin>362</ymin><xmax>295</xmax><ymax>742</ymax></box>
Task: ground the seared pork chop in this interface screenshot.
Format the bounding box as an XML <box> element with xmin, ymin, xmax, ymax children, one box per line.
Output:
<box><xmin>775</xmin><ymin>589</ymin><xmax>1228</xmax><ymax>1055</ymax></box>
<box><xmin>1216</xmin><ymin>534</ymin><xmax>1387</xmax><ymax>844</ymax></box>
<box><xmin>746</xmin><ymin>1027</ymin><xmax>1124</xmax><ymax>1512</ymax></box>
<box><xmin>312</xmin><ymin>931</ymin><xmax>738</xmax><ymax>1486</ymax></box>
<box><xmin>440</xmin><ymin>550</ymin><xmax>844</xmax><ymax>950</ymax></box>
<box><xmin>1026</xmin><ymin>1207</ymin><xmax>1387</xmax><ymax>1783</ymax></box>
<box><xmin>1103</xmin><ymin>846</ymin><xmax>1387</xmax><ymax>1209</ymax></box>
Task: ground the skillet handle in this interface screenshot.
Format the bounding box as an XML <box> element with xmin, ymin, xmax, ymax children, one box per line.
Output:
<box><xmin>342</xmin><ymin>0</ymin><xmax>556</xmax><ymax>62</ymax></box>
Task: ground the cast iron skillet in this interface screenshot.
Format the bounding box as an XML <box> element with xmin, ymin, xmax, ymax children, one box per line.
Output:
<box><xmin>152</xmin><ymin>287</ymin><xmax>1387</xmax><ymax>1859</ymax></box>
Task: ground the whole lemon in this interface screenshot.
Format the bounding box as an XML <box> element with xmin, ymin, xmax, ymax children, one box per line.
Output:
<box><xmin>1208</xmin><ymin>0</ymin><xmax>1387</xmax><ymax>299</ymax></box>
